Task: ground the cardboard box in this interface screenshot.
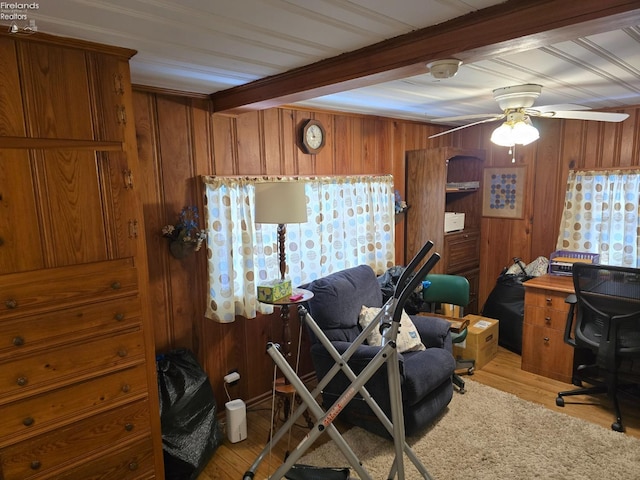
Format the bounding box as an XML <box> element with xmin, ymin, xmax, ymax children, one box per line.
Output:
<box><xmin>444</xmin><ymin>212</ymin><xmax>465</xmax><ymax>232</ymax></box>
<box><xmin>452</xmin><ymin>314</ymin><xmax>499</xmax><ymax>370</ymax></box>
<box><xmin>257</xmin><ymin>278</ymin><xmax>292</xmax><ymax>302</ymax></box>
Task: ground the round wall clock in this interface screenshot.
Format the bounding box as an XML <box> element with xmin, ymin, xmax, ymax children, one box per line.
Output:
<box><xmin>299</xmin><ymin>119</ymin><xmax>325</xmax><ymax>154</ymax></box>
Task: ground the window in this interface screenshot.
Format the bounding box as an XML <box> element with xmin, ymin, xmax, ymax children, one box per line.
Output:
<box><xmin>556</xmin><ymin>169</ymin><xmax>640</xmax><ymax>268</ymax></box>
<box><xmin>202</xmin><ymin>175</ymin><xmax>395</xmax><ymax>322</ymax></box>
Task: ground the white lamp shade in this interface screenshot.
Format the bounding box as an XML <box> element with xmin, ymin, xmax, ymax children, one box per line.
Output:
<box><xmin>254</xmin><ymin>181</ymin><xmax>308</xmax><ymax>224</ymax></box>
<box><xmin>490</xmin><ymin>122</ymin><xmax>515</xmax><ymax>147</ymax></box>
<box><xmin>490</xmin><ymin>117</ymin><xmax>539</xmax><ymax>147</ymax></box>
<box><xmin>512</xmin><ymin>120</ymin><xmax>539</xmax><ymax>145</ymax></box>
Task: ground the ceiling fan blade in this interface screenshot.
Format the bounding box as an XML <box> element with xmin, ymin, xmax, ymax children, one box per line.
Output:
<box><xmin>429</xmin><ymin>113</ymin><xmax>503</xmax><ymax>124</ymax></box>
<box><xmin>538</xmin><ymin>110</ymin><xmax>629</xmax><ymax>122</ymax></box>
<box><xmin>428</xmin><ymin>116</ymin><xmax>504</xmax><ymax>139</ymax></box>
<box><xmin>529</xmin><ymin>104</ymin><xmax>590</xmax><ymax>113</ymax></box>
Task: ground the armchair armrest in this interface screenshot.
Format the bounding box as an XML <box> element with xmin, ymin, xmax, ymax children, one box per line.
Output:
<box><xmin>411</xmin><ymin>314</ymin><xmax>452</xmax><ymax>350</ymax></box>
<box><xmin>311</xmin><ymin>341</ymin><xmax>405</xmax><ymax>378</ymax></box>
<box><xmin>563</xmin><ymin>294</ymin><xmax>577</xmax><ymax>347</ymax></box>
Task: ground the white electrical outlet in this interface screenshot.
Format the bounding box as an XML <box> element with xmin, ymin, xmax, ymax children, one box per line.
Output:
<box><xmin>224</xmin><ymin>372</ymin><xmax>240</xmax><ymax>384</ymax></box>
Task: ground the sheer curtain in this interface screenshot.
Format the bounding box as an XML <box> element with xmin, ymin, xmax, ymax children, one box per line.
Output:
<box><xmin>556</xmin><ymin>169</ymin><xmax>640</xmax><ymax>268</ymax></box>
<box><xmin>202</xmin><ymin>175</ymin><xmax>395</xmax><ymax>323</ymax></box>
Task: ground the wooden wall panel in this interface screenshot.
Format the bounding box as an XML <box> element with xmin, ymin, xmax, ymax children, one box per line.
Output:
<box><xmin>0</xmin><ymin>150</ymin><xmax>43</xmax><ymax>273</ymax></box>
<box><xmin>132</xmin><ymin>92</ymin><xmax>174</xmax><ymax>353</ymax></box>
<box><xmin>310</xmin><ymin>112</ymin><xmax>333</xmax><ymax>175</ymax></box>
<box><xmin>0</xmin><ymin>38</ymin><xmax>25</xmax><ymax>137</ymax></box>
<box><xmin>131</xmin><ymin>88</ymin><xmax>640</xmax><ymax>407</ymax></box>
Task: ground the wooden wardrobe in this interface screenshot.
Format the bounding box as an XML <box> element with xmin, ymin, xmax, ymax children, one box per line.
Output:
<box><xmin>0</xmin><ymin>31</ymin><xmax>164</xmax><ymax>478</ymax></box>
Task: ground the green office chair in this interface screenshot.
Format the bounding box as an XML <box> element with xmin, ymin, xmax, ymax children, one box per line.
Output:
<box><xmin>423</xmin><ymin>274</ymin><xmax>475</xmax><ymax>394</ymax></box>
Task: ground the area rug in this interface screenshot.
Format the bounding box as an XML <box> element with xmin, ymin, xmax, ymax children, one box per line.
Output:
<box><xmin>299</xmin><ymin>379</ymin><xmax>640</xmax><ymax>479</ymax></box>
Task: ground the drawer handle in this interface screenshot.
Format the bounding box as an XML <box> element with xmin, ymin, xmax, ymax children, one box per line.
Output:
<box><xmin>545</xmin><ymin>297</ymin><xmax>553</xmax><ymax>305</ymax></box>
<box><xmin>128</xmin><ymin>461</ymin><xmax>139</xmax><ymax>471</ymax></box>
<box><xmin>13</xmin><ymin>335</ymin><xmax>25</xmax><ymax>346</ymax></box>
<box><xmin>544</xmin><ymin>316</ymin><xmax>551</xmax><ymax>324</ymax></box>
<box><xmin>115</xmin><ymin>313</ymin><xmax>125</xmax><ymax>321</ymax></box>
<box><xmin>23</xmin><ymin>416</ymin><xmax>34</xmax><ymax>427</ymax></box>
<box><xmin>30</xmin><ymin>460</ymin><xmax>41</xmax><ymax>470</ymax></box>
<box><xmin>111</xmin><ymin>281</ymin><xmax>122</xmax><ymax>290</ymax></box>
<box><xmin>5</xmin><ymin>298</ymin><xmax>17</xmax><ymax>309</ymax></box>
<box><xmin>17</xmin><ymin>376</ymin><xmax>28</xmax><ymax>386</ymax></box>
<box><xmin>122</xmin><ymin>384</ymin><xmax>131</xmax><ymax>393</ymax></box>
<box><xmin>118</xmin><ymin>348</ymin><xmax>128</xmax><ymax>357</ymax></box>
<box><xmin>125</xmin><ymin>422</ymin><xmax>134</xmax><ymax>432</ymax></box>
<box><xmin>543</xmin><ymin>337</ymin><xmax>550</xmax><ymax>343</ymax></box>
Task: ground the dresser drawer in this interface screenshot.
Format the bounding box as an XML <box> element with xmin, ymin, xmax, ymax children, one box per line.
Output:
<box><xmin>0</xmin><ymin>328</ymin><xmax>145</xmax><ymax>401</ymax></box>
<box><xmin>0</xmin><ymin>258</ymin><xmax>138</xmax><ymax>320</ymax></box>
<box><xmin>443</xmin><ymin>230</ymin><xmax>480</xmax><ymax>273</ymax></box>
<box><xmin>0</xmin><ymin>363</ymin><xmax>148</xmax><ymax>443</ymax></box>
<box><xmin>0</xmin><ymin>400</ymin><xmax>151</xmax><ymax>479</ymax></box>
<box><xmin>524</xmin><ymin>304</ymin><xmax>568</xmax><ymax>331</ymax></box>
<box><xmin>54</xmin><ymin>436</ymin><xmax>156</xmax><ymax>480</ymax></box>
<box><xmin>0</xmin><ymin>296</ymin><xmax>142</xmax><ymax>360</ymax></box>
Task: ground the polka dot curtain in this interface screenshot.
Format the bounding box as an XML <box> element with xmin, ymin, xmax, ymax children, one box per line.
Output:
<box><xmin>556</xmin><ymin>170</ymin><xmax>640</xmax><ymax>268</ymax></box>
<box><xmin>202</xmin><ymin>175</ymin><xmax>396</xmax><ymax>322</ymax></box>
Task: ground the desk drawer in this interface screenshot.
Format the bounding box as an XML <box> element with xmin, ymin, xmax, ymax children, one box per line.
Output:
<box><xmin>521</xmin><ymin>323</ymin><xmax>574</xmax><ymax>382</ymax></box>
<box><xmin>524</xmin><ymin>304</ymin><xmax>568</xmax><ymax>331</ymax></box>
<box><xmin>525</xmin><ymin>289</ymin><xmax>571</xmax><ymax>311</ymax></box>
<box><xmin>0</xmin><ymin>400</ymin><xmax>150</xmax><ymax>479</ymax></box>
<box><xmin>0</xmin><ymin>364</ymin><xmax>148</xmax><ymax>442</ymax></box>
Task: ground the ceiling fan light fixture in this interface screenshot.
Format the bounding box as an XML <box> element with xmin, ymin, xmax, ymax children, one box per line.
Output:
<box><xmin>490</xmin><ymin>113</ymin><xmax>539</xmax><ymax>147</ymax></box>
<box><xmin>427</xmin><ymin>59</ymin><xmax>462</xmax><ymax>79</ymax></box>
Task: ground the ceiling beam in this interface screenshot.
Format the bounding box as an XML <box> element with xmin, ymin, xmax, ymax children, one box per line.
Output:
<box><xmin>211</xmin><ymin>0</ymin><xmax>640</xmax><ymax>115</ymax></box>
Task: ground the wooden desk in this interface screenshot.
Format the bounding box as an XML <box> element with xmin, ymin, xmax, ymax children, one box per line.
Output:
<box><xmin>521</xmin><ymin>275</ymin><xmax>576</xmax><ymax>382</ymax></box>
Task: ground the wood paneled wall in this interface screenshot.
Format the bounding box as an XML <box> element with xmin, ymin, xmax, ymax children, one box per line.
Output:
<box><xmin>132</xmin><ymin>87</ymin><xmax>639</xmax><ymax>406</ymax></box>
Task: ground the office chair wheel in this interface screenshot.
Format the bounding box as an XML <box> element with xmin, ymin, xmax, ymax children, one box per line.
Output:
<box><xmin>467</xmin><ymin>367</ymin><xmax>474</xmax><ymax>375</ymax></box>
<box><xmin>555</xmin><ymin>396</ymin><xmax>565</xmax><ymax>407</ymax></box>
<box><xmin>459</xmin><ymin>386</ymin><xmax>466</xmax><ymax>394</ymax></box>
<box><xmin>612</xmin><ymin>422</ymin><xmax>624</xmax><ymax>433</ymax></box>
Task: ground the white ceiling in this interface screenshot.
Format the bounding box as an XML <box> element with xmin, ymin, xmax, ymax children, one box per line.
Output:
<box><xmin>15</xmin><ymin>0</ymin><xmax>640</xmax><ymax>123</ymax></box>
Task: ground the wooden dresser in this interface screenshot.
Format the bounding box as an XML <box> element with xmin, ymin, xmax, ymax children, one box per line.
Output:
<box><xmin>0</xmin><ymin>32</ymin><xmax>163</xmax><ymax>478</ymax></box>
<box><xmin>521</xmin><ymin>275</ymin><xmax>575</xmax><ymax>382</ymax></box>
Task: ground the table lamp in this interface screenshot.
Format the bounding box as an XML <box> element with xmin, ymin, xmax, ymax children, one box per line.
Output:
<box><xmin>254</xmin><ymin>181</ymin><xmax>308</xmax><ymax>281</ymax></box>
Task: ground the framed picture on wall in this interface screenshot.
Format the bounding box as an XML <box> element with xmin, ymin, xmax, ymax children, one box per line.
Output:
<box><xmin>482</xmin><ymin>166</ymin><xmax>526</xmax><ymax>219</ymax></box>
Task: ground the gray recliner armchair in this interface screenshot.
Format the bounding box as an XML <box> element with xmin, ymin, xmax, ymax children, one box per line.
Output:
<box><xmin>302</xmin><ymin>264</ymin><xmax>456</xmax><ymax>438</ymax></box>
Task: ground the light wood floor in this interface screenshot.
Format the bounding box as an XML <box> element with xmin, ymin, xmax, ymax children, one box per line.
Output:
<box><xmin>199</xmin><ymin>347</ymin><xmax>640</xmax><ymax>479</ymax></box>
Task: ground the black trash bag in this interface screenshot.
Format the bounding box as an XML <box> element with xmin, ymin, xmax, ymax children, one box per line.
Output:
<box><xmin>377</xmin><ymin>265</ymin><xmax>427</xmax><ymax>314</ymax></box>
<box><xmin>156</xmin><ymin>348</ymin><xmax>223</xmax><ymax>480</ymax></box>
<box><xmin>285</xmin><ymin>464</ymin><xmax>350</xmax><ymax>480</ymax></box>
<box><xmin>482</xmin><ymin>260</ymin><xmax>532</xmax><ymax>355</ymax></box>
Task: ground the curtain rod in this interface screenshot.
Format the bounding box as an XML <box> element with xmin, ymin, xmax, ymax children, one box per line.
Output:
<box><xmin>570</xmin><ymin>167</ymin><xmax>640</xmax><ymax>174</ymax></box>
<box><xmin>201</xmin><ymin>174</ymin><xmax>393</xmax><ymax>183</ymax></box>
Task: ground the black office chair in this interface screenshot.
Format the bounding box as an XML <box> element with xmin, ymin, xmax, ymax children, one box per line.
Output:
<box><xmin>555</xmin><ymin>263</ymin><xmax>640</xmax><ymax>432</ymax></box>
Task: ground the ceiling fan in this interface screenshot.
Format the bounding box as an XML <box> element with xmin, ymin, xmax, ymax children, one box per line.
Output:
<box><xmin>428</xmin><ymin>84</ymin><xmax>629</xmax><ymax>145</ymax></box>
